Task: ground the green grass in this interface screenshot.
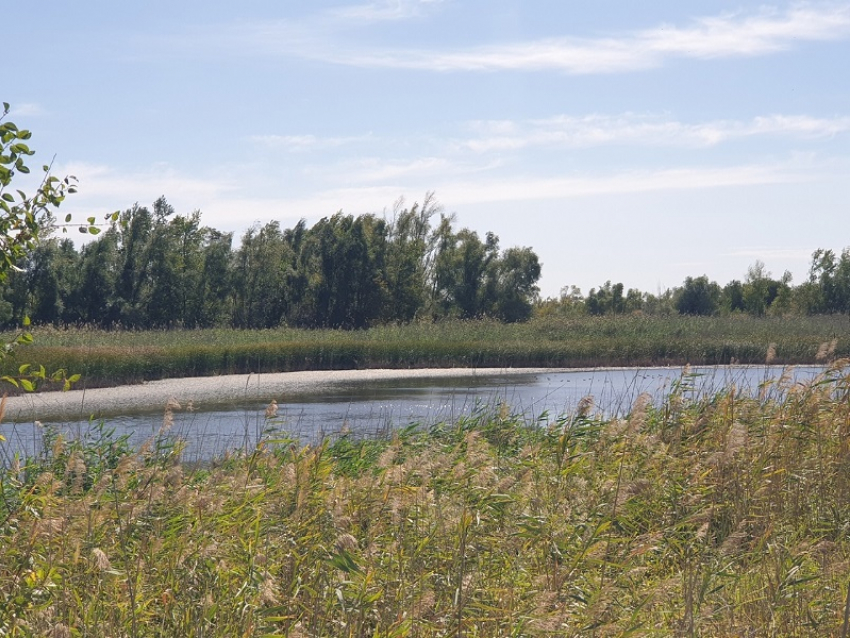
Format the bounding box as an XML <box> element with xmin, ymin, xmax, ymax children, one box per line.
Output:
<box><xmin>2</xmin><ymin>365</ymin><xmax>850</xmax><ymax>636</ymax></box>
<box><xmin>1</xmin><ymin>314</ymin><xmax>848</xmax><ymax>389</ymax></box>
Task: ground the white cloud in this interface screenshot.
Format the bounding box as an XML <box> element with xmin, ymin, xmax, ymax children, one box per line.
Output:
<box><xmin>459</xmin><ymin>113</ymin><xmax>850</xmax><ymax>152</ymax></box>
<box><xmin>344</xmin><ymin>156</ymin><xmax>451</xmax><ymax>181</ymax></box>
<box><xmin>53</xmin><ymin>162</ymin><xmax>240</xmax><ymax>230</ymax></box>
<box><xmin>251</xmin><ymin>133</ymin><xmax>373</xmax><ymax>151</ymax></box>
<box><xmin>328</xmin><ymin>4</ymin><xmax>850</xmax><ymax>73</ymax></box>
<box><xmin>724</xmin><ymin>247</ymin><xmax>815</xmax><ymax>262</ymax></box>
<box><xmin>58</xmin><ymin>162</ymin><xmax>237</xmax><ymax>201</ymax></box>
<box><xmin>168</xmin><ymin>3</ymin><xmax>850</xmax><ymax>74</ymax></box>
<box><xmin>437</xmin><ymin>163</ymin><xmax>806</xmax><ymax>205</ymax></box>
<box><xmin>9</xmin><ymin>103</ymin><xmax>47</xmax><ymax>117</ymax></box>
<box><xmin>328</xmin><ymin>0</ymin><xmax>446</xmax><ymax>24</ymax></box>
<box><xmin>192</xmin><ymin>161</ymin><xmax>815</xmax><ymax>226</ymax></box>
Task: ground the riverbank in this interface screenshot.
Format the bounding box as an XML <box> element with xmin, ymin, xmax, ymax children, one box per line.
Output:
<box><xmin>1</xmin><ymin>315</ymin><xmax>846</xmax><ymax>391</ymax></box>
<box><xmin>4</xmin><ymin>367</ymin><xmax>560</xmax><ymax>422</ymax></box>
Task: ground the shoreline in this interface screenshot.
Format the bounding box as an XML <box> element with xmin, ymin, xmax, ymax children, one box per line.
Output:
<box><xmin>4</xmin><ymin>367</ymin><xmax>560</xmax><ymax>423</ymax></box>
<box><xmin>2</xmin><ymin>363</ymin><xmax>820</xmax><ymax>423</ymax></box>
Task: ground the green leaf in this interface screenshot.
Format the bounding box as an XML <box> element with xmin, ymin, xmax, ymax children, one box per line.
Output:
<box><xmin>20</xmin><ymin>378</ymin><xmax>34</xmax><ymax>392</ymax></box>
<box><xmin>22</xmin><ymin>315</ymin><xmax>30</xmax><ymax>326</ymax></box>
<box><xmin>65</xmin><ymin>213</ymin><xmax>72</xmax><ymax>223</ymax></box>
<box><xmin>327</xmin><ymin>549</ymin><xmax>362</xmax><ymax>574</ymax></box>
<box><xmin>88</xmin><ymin>226</ymin><xmax>101</xmax><ymax>235</ymax></box>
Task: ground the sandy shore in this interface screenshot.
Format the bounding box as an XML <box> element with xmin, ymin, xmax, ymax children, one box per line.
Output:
<box><xmin>4</xmin><ymin>368</ymin><xmax>558</xmax><ymax>423</ymax></box>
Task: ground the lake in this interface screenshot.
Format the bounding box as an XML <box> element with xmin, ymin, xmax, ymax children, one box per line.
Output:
<box><xmin>0</xmin><ymin>365</ymin><xmax>827</xmax><ymax>463</ymax></box>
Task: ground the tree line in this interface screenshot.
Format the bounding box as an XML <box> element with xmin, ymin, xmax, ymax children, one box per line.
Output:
<box><xmin>538</xmin><ymin>251</ymin><xmax>850</xmax><ymax>318</ymax></box>
<box><xmin>0</xmin><ymin>194</ymin><xmax>543</xmax><ymax>329</ymax></box>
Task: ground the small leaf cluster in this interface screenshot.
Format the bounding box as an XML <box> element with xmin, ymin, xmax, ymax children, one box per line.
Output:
<box><xmin>0</xmin><ymin>103</ymin><xmax>103</xmax><ymax>391</ymax></box>
<box><xmin>0</xmin><ymin>103</ymin><xmax>79</xmax><ymax>280</ymax></box>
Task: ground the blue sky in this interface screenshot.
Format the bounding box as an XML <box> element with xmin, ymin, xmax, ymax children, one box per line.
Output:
<box><xmin>7</xmin><ymin>1</ymin><xmax>850</xmax><ymax>297</ymax></box>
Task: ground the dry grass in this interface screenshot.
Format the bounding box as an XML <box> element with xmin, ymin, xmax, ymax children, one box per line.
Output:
<box><xmin>2</xmin><ymin>364</ymin><xmax>850</xmax><ymax>635</ymax></box>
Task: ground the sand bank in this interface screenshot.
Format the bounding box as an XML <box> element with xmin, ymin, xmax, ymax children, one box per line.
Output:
<box><xmin>4</xmin><ymin>368</ymin><xmax>557</xmax><ymax>422</ymax></box>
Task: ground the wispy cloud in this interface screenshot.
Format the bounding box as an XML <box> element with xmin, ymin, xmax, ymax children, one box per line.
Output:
<box><xmin>327</xmin><ymin>0</ymin><xmax>446</xmax><ymax>24</ymax></box>
<box><xmin>204</xmin><ymin>161</ymin><xmax>815</xmax><ymax>222</ymax></box>
<box><xmin>317</xmin><ymin>3</ymin><xmax>850</xmax><ymax>72</ymax></box>
<box><xmin>459</xmin><ymin>113</ymin><xmax>850</xmax><ymax>151</ymax></box>
<box><xmin>10</xmin><ymin>103</ymin><xmax>47</xmax><ymax>117</ymax></box>
<box><xmin>725</xmin><ymin>247</ymin><xmax>815</xmax><ymax>262</ymax></box>
<box><xmin>174</xmin><ymin>0</ymin><xmax>446</xmax><ymax>59</ymax></box>
<box><xmin>59</xmin><ymin>162</ymin><xmax>237</xmax><ymax>200</ymax></box>
<box><xmin>169</xmin><ymin>3</ymin><xmax>850</xmax><ymax>74</ymax></box>
<box><xmin>438</xmin><ymin>163</ymin><xmax>807</xmax><ymax>205</ymax></box>
<box><xmin>251</xmin><ymin>133</ymin><xmax>373</xmax><ymax>151</ymax></box>
<box><xmin>55</xmin><ymin>162</ymin><xmax>239</xmax><ymax>224</ymax></box>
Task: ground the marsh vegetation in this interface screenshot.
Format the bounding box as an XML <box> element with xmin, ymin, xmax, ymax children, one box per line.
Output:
<box><xmin>2</xmin><ymin>364</ymin><xmax>850</xmax><ymax>636</ymax></box>
<box><xmin>1</xmin><ymin>315</ymin><xmax>845</xmax><ymax>390</ymax></box>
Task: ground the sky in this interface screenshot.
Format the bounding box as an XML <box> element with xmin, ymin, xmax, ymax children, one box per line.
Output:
<box><xmin>5</xmin><ymin>0</ymin><xmax>850</xmax><ymax>298</ymax></box>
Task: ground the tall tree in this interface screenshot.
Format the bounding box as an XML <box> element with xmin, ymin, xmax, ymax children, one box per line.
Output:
<box><xmin>298</xmin><ymin>213</ymin><xmax>388</xmax><ymax>328</ymax></box>
<box><xmin>675</xmin><ymin>276</ymin><xmax>720</xmax><ymax>316</ymax></box>
<box><xmin>490</xmin><ymin>246</ymin><xmax>541</xmax><ymax>322</ymax></box>
<box><xmin>383</xmin><ymin>194</ymin><xmax>439</xmax><ymax>323</ymax></box>
<box><xmin>232</xmin><ymin>221</ymin><xmax>290</xmax><ymax>328</ymax></box>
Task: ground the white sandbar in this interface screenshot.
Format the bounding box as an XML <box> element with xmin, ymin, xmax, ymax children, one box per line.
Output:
<box><xmin>4</xmin><ymin>368</ymin><xmax>557</xmax><ymax>423</ymax></box>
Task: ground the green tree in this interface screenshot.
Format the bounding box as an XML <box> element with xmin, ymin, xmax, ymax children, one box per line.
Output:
<box><xmin>297</xmin><ymin>213</ymin><xmax>388</xmax><ymax>329</ymax></box>
<box><xmin>720</xmin><ymin>280</ymin><xmax>745</xmax><ymax>313</ymax></box>
<box><xmin>489</xmin><ymin>246</ymin><xmax>541</xmax><ymax>322</ymax></box>
<box><xmin>742</xmin><ymin>261</ymin><xmax>773</xmax><ymax>316</ymax></box>
<box><xmin>431</xmin><ymin>223</ymin><xmax>499</xmax><ymax>319</ymax></box>
<box><xmin>232</xmin><ymin>221</ymin><xmax>291</xmax><ymax>328</ymax></box>
<box><xmin>675</xmin><ymin>276</ymin><xmax>720</xmax><ymax>316</ymax></box>
<box><xmin>383</xmin><ymin>194</ymin><xmax>439</xmax><ymax>323</ymax></box>
<box><xmin>76</xmin><ymin>232</ymin><xmax>118</xmax><ymax>325</ymax></box>
<box><xmin>586</xmin><ymin>281</ymin><xmax>625</xmax><ymax>316</ymax></box>
<box><xmin>198</xmin><ymin>229</ymin><xmax>233</xmax><ymax>327</ymax></box>
<box><xmin>114</xmin><ymin>203</ymin><xmax>154</xmax><ymax>326</ymax></box>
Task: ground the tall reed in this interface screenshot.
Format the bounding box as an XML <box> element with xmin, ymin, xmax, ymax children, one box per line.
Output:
<box><xmin>1</xmin><ymin>364</ymin><xmax>850</xmax><ymax>635</ymax></box>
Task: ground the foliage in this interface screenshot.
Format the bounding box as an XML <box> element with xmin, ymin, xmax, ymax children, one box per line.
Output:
<box><xmin>0</xmin><ymin>103</ymin><xmax>103</xmax><ymax>393</ymax></box>
<box><xmin>675</xmin><ymin>275</ymin><xmax>721</xmax><ymax>316</ymax></box>
<box><xmin>3</xmin><ymin>368</ymin><xmax>850</xmax><ymax>635</ymax></box>
<box><xmin>1</xmin><ymin>193</ymin><xmax>543</xmax><ymax>330</ymax></box>
<box><xmin>540</xmin><ymin>249</ymin><xmax>847</xmax><ymax>319</ymax></box>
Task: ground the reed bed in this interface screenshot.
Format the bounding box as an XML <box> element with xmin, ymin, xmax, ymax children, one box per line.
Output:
<box><xmin>1</xmin><ymin>315</ymin><xmax>847</xmax><ymax>389</ymax></box>
<box><xmin>2</xmin><ymin>364</ymin><xmax>850</xmax><ymax>636</ymax></box>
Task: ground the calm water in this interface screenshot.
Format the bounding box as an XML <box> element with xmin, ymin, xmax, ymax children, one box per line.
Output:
<box><xmin>1</xmin><ymin>365</ymin><xmax>827</xmax><ymax>462</ymax></box>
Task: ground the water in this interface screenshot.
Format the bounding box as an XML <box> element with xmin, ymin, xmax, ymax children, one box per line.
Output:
<box><xmin>1</xmin><ymin>365</ymin><xmax>827</xmax><ymax>463</ymax></box>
